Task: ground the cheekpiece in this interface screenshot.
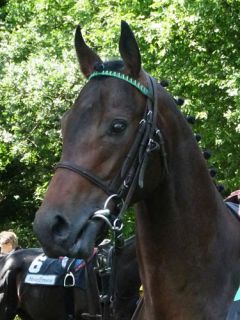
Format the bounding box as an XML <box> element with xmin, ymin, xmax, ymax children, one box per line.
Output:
<box><xmin>89</xmin><ymin>70</ymin><xmax>150</xmax><ymax>97</ymax></box>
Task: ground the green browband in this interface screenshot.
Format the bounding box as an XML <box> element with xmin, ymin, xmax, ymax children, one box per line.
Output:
<box><xmin>88</xmin><ymin>70</ymin><xmax>150</xmax><ymax>98</ymax></box>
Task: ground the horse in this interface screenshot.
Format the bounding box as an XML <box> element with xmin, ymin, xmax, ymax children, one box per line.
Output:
<box><xmin>0</xmin><ymin>248</ymin><xmax>90</xmax><ymax>320</ymax></box>
<box><xmin>0</xmin><ymin>236</ymin><xmax>140</xmax><ymax>320</ymax></box>
<box><xmin>33</xmin><ymin>21</ymin><xmax>240</xmax><ymax>319</ymax></box>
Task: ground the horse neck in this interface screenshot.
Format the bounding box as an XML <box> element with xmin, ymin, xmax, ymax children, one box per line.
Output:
<box><xmin>133</xmin><ymin>88</ymin><xmax>240</xmax><ymax>320</ymax></box>
<box><xmin>135</xmin><ymin>96</ymin><xmax>227</xmax><ymax>263</ymax></box>
<box><xmin>133</xmin><ymin>100</ymin><xmax>234</xmax><ymax>317</ymax></box>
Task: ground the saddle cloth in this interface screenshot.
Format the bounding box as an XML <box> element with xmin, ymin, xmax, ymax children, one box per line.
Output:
<box><xmin>225</xmin><ymin>190</ymin><xmax>240</xmax><ymax>220</ymax></box>
<box><xmin>225</xmin><ymin>190</ymin><xmax>240</xmax><ymax>301</ymax></box>
<box><xmin>24</xmin><ymin>250</ymin><xmax>96</xmax><ymax>288</ymax></box>
<box><xmin>225</xmin><ymin>202</ymin><xmax>240</xmax><ymax>219</ymax></box>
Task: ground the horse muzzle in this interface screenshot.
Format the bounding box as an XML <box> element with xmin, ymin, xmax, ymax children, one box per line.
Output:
<box><xmin>33</xmin><ymin>207</ymin><xmax>106</xmax><ymax>259</ymax></box>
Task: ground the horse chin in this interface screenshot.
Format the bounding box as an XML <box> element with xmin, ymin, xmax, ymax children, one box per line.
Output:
<box><xmin>69</xmin><ymin>219</ymin><xmax>105</xmax><ymax>259</ymax></box>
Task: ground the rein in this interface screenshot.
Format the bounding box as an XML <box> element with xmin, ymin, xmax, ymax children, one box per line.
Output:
<box><xmin>55</xmin><ymin>71</ymin><xmax>168</xmax><ymax>229</ymax></box>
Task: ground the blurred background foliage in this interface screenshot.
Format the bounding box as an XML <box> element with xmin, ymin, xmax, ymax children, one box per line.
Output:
<box><xmin>0</xmin><ymin>0</ymin><xmax>239</xmax><ymax>247</ymax></box>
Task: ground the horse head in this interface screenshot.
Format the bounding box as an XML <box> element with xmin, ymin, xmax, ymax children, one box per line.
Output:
<box><xmin>34</xmin><ymin>21</ymin><xmax>173</xmax><ymax>259</ymax></box>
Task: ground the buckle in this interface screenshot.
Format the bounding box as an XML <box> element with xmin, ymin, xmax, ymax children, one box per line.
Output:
<box><xmin>147</xmin><ymin>138</ymin><xmax>160</xmax><ymax>153</ymax></box>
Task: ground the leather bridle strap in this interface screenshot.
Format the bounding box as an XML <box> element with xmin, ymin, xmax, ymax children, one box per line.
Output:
<box><xmin>55</xmin><ymin>162</ymin><xmax>114</xmax><ymax>196</ymax></box>
<box><xmin>115</xmin><ymin>75</ymin><xmax>162</xmax><ymax>219</ymax></box>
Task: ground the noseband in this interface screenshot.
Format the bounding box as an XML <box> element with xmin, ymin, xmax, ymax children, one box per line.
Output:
<box><xmin>55</xmin><ymin>71</ymin><xmax>168</xmax><ymax>228</ymax></box>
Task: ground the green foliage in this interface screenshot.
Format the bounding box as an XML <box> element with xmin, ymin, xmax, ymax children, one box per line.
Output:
<box><xmin>0</xmin><ymin>0</ymin><xmax>239</xmax><ymax>244</ymax></box>
<box><xmin>1</xmin><ymin>219</ymin><xmax>39</xmax><ymax>248</ymax></box>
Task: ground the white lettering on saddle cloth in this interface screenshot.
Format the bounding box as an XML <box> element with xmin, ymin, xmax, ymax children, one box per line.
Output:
<box><xmin>25</xmin><ymin>253</ymin><xmax>57</xmax><ymax>286</ymax></box>
<box><xmin>25</xmin><ymin>274</ymin><xmax>56</xmax><ymax>285</ymax></box>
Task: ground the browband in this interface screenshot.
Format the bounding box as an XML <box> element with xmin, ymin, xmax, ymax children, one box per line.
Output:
<box><xmin>89</xmin><ymin>70</ymin><xmax>152</xmax><ymax>98</ymax></box>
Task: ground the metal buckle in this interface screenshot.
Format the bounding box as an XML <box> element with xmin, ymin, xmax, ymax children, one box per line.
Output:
<box><xmin>112</xmin><ymin>218</ymin><xmax>123</xmax><ymax>231</ymax></box>
<box><xmin>147</xmin><ymin>138</ymin><xmax>160</xmax><ymax>153</ymax></box>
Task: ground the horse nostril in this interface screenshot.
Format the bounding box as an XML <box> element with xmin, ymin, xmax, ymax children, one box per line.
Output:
<box><xmin>52</xmin><ymin>215</ymin><xmax>69</xmax><ymax>238</ymax></box>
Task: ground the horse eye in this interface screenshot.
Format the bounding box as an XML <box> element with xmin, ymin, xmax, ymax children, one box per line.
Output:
<box><xmin>109</xmin><ymin>120</ymin><xmax>127</xmax><ymax>135</ymax></box>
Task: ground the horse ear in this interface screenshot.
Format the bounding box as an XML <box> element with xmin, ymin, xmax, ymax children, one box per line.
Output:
<box><xmin>119</xmin><ymin>21</ymin><xmax>141</xmax><ymax>77</ymax></box>
<box><xmin>75</xmin><ymin>25</ymin><xmax>103</xmax><ymax>78</ymax></box>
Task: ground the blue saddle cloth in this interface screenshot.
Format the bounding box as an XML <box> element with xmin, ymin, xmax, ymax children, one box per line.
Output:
<box><xmin>226</xmin><ymin>201</ymin><xmax>240</xmax><ymax>302</ymax></box>
<box><xmin>225</xmin><ymin>201</ymin><xmax>240</xmax><ymax>220</ymax></box>
<box><xmin>24</xmin><ymin>253</ymin><xmax>95</xmax><ymax>288</ymax></box>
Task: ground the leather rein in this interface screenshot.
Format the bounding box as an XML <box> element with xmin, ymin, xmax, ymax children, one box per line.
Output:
<box><xmin>55</xmin><ymin>72</ymin><xmax>168</xmax><ymax>230</ymax></box>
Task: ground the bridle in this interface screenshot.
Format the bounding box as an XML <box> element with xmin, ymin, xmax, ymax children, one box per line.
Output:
<box><xmin>55</xmin><ymin>71</ymin><xmax>168</xmax><ymax>230</ymax></box>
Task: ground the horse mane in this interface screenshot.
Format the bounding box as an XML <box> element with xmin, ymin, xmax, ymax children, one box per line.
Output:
<box><xmin>93</xmin><ymin>60</ymin><xmax>124</xmax><ymax>72</ymax></box>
